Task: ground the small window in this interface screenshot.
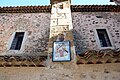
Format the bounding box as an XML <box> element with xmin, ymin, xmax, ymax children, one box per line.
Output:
<box><xmin>110</xmin><ymin>0</ymin><xmax>114</xmax><ymax>2</ymax></box>
<box><xmin>10</xmin><ymin>32</ymin><xmax>25</xmax><ymax>50</ymax></box>
<box><xmin>59</xmin><ymin>4</ymin><xmax>63</xmax><ymax>9</ymax></box>
<box><xmin>96</xmin><ymin>29</ymin><xmax>112</xmax><ymax>47</ymax></box>
<box><xmin>96</xmin><ymin>16</ymin><xmax>102</xmax><ymax>18</ymax></box>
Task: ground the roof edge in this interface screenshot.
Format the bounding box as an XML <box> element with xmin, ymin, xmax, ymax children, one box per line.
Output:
<box><xmin>0</xmin><ymin>5</ymin><xmax>120</xmax><ymax>13</ymax></box>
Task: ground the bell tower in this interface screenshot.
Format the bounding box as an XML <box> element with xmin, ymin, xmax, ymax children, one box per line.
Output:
<box><xmin>110</xmin><ymin>0</ymin><xmax>120</xmax><ymax>5</ymax></box>
<box><xmin>48</xmin><ymin>0</ymin><xmax>75</xmax><ymax>62</ymax></box>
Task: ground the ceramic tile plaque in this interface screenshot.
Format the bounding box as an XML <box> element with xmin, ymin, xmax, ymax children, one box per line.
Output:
<box><xmin>52</xmin><ymin>41</ymin><xmax>71</xmax><ymax>62</ymax></box>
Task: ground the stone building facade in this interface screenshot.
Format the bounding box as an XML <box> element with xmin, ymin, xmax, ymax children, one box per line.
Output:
<box><xmin>0</xmin><ymin>0</ymin><xmax>120</xmax><ymax>80</ymax></box>
<box><xmin>0</xmin><ymin>11</ymin><xmax>120</xmax><ymax>55</ymax></box>
<box><xmin>0</xmin><ymin>13</ymin><xmax>50</xmax><ymax>55</ymax></box>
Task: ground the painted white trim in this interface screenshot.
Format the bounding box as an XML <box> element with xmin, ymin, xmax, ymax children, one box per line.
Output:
<box><xmin>20</xmin><ymin>31</ymin><xmax>27</xmax><ymax>53</ymax></box>
<box><xmin>94</xmin><ymin>27</ymin><xmax>114</xmax><ymax>50</ymax></box>
<box><xmin>6</xmin><ymin>30</ymin><xmax>27</xmax><ymax>54</ymax></box>
<box><xmin>7</xmin><ymin>32</ymin><xmax>16</xmax><ymax>51</ymax></box>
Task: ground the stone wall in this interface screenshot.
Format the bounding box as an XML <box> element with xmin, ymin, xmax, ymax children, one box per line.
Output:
<box><xmin>0</xmin><ymin>13</ymin><xmax>50</xmax><ymax>55</ymax></box>
<box><xmin>0</xmin><ymin>63</ymin><xmax>119</xmax><ymax>80</ymax></box>
<box><xmin>0</xmin><ymin>11</ymin><xmax>120</xmax><ymax>80</ymax></box>
<box><xmin>0</xmin><ymin>12</ymin><xmax>120</xmax><ymax>55</ymax></box>
<box><xmin>72</xmin><ymin>12</ymin><xmax>120</xmax><ymax>54</ymax></box>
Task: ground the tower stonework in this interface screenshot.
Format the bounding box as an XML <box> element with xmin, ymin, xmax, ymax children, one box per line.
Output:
<box><xmin>110</xmin><ymin>0</ymin><xmax>120</xmax><ymax>5</ymax></box>
<box><xmin>48</xmin><ymin>0</ymin><xmax>76</xmax><ymax>62</ymax></box>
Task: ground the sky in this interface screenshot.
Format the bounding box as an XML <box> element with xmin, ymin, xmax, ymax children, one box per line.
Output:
<box><xmin>0</xmin><ymin>0</ymin><xmax>115</xmax><ymax>7</ymax></box>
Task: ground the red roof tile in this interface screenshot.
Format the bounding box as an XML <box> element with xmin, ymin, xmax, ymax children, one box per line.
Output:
<box><xmin>77</xmin><ymin>49</ymin><xmax>120</xmax><ymax>64</ymax></box>
<box><xmin>0</xmin><ymin>5</ymin><xmax>120</xmax><ymax>13</ymax></box>
<box><xmin>0</xmin><ymin>55</ymin><xmax>47</xmax><ymax>67</ymax></box>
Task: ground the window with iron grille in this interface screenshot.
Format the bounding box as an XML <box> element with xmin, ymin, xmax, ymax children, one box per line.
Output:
<box><xmin>10</xmin><ymin>32</ymin><xmax>24</xmax><ymax>50</ymax></box>
<box><xmin>96</xmin><ymin>29</ymin><xmax>112</xmax><ymax>47</ymax></box>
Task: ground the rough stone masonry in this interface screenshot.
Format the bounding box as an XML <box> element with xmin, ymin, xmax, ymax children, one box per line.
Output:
<box><xmin>0</xmin><ymin>0</ymin><xmax>120</xmax><ymax>80</ymax></box>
